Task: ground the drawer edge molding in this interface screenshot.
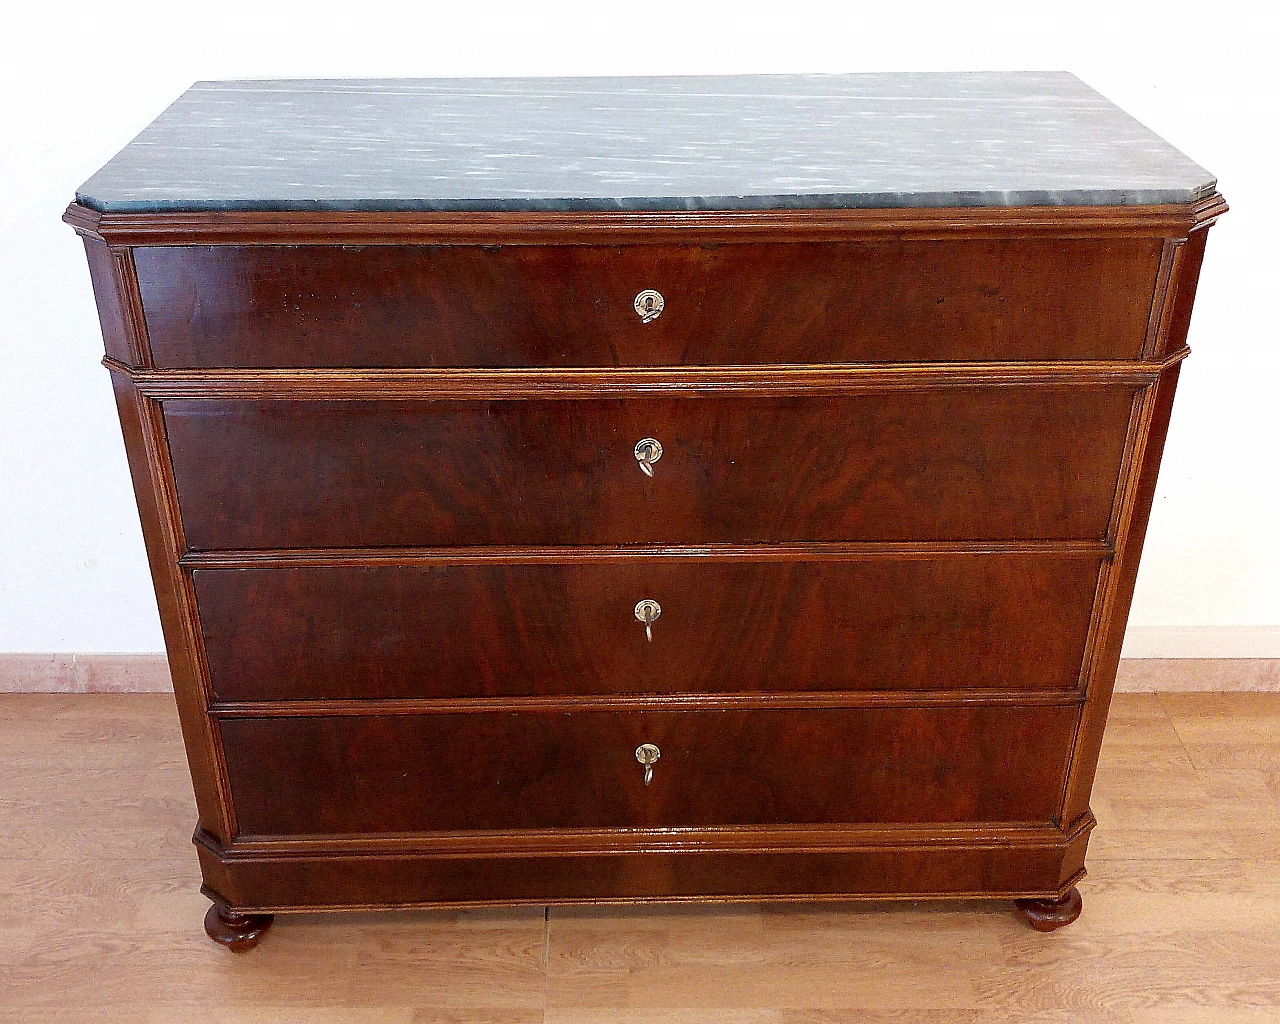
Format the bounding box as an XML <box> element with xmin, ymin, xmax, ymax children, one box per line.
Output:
<box><xmin>199</xmin><ymin>871</ymin><xmax>1087</xmax><ymax>916</ymax></box>
<box><xmin>199</xmin><ymin>813</ymin><xmax>1094</xmax><ymax>860</ymax></box>
<box><xmin>180</xmin><ymin>539</ymin><xmax>1112</xmax><ymax>568</ymax></box>
<box><xmin>207</xmin><ymin>689</ymin><xmax>1084</xmax><ymax>718</ymax></box>
<box><xmin>66</xmin><ymin>195</ymin><xmax>1226</xmax><ymax>245</ymax></box>
<box><xmin>106</xmin><ymin>352</ymin><xmax>1188</xmax><ymax>401</ymax></box>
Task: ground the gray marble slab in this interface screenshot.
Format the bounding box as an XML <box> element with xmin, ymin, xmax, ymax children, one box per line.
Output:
<box><xmin>76</xmin><ymin>73</ymin><xmax>1215</xmax><ymax>213</ymax></box>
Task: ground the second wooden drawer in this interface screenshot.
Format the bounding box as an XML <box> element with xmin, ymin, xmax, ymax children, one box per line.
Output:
<box><xmin>166</xmin><ymin>386</ymin><xmax>1136</xmax><ymax>549</ymax></box>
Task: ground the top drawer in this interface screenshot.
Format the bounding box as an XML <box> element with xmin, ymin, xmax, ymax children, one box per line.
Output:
<box><xmin>133</xmin><ymin>239</ymin><xmax>1162</xmax><ymax>368</ymax></box>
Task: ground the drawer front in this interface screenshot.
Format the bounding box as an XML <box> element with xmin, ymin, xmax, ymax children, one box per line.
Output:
<box><xmin>196</xmin><ymin>555</ymin><xmax>1102</xmax><ymax>701</ymax></box>
<box><xmin>220</xmin><ymin>706</ymin><xmax>1079</xmax><ymax>836</ymax></box>
<box><xmin>166</xmin><ymin>388</ymin><xmax>1134</xmax><ymax>550</ymax></box>
<box><xmin>134</xmin><ymin>239</ymin><xmax>1161</xmax><ymax>368</ymax></box>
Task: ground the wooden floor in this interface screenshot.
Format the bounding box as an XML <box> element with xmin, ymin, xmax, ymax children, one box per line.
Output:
<box><xmin>2</xmin><ymin>693</ymin><xmax>1279</xmax><ymax>1022</ymax></box>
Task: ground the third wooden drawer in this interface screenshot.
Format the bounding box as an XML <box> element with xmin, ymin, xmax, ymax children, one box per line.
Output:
<box><xmin>196</xmin><ymin>553</ymin><xmax>1102</xmax><ymax>702</ymax></box>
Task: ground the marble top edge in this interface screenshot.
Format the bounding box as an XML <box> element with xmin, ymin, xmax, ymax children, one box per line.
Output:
<box><xmin>77</xmin><ymin>187</ymin><xmax>1217</xmax><ymax>216</ymax></box>
<box><xmin>77</xmin><ymin>72</ymin><xmax>1217</xmax><ymax>214</ymax></box>
<box><xmin>179</xmin><ymin>71</ymin><xmax>1095</xmax><ymax>92</ymax></box>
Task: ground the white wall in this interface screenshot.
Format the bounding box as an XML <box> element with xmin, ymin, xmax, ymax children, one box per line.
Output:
<box><xmin>2</xmin><ymin>0</ymin><xmax>1277</xmax><ymax>655</ymax></box>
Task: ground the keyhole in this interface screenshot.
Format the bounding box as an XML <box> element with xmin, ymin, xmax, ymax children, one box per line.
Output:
<box><xmin>634</xmin><ymin>289</ymin><xmax>664</xmax><ymax>322</ymax></box>
<box><xmin>635</xmin><ymin>599</ymin><xmax>661</xmax><ymax>641</ymax></box>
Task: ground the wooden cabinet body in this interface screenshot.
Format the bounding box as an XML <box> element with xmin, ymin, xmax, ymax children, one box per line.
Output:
<box><xmin>67</xmin><ymin>74</ymin><xmax>1223</xmax><ymax>941</ymax></box>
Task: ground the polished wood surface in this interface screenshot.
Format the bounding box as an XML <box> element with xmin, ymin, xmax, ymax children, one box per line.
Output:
<box><xmin>219</xmin><ymin>705</ymin><xmax>1078</xmax><ymax>836</ymax></box>
<box><xmin>66</xmin><ymin>195</ymin><xmax>1223</xmax><ymax>939</ymax></box>
<box><xmin>163</xmin><ymin>388</ymin><xmax>1135</xmax><ymax>549</ymax></box>
<box><xmin>81</xmin><ymin>237</ymin><xmax>136</xmax><ymax>365</ymax></box>
<box><xmin>194</xmin><ymin>553</ymin><xmax>1102</xmax><ymax>700</ymax></box>
<box><xmin>133</xmin><ymin>238</ymin><xmax>1162</xmax><ymax>368</ymax></box>
<box><xmin>1014</xmin><ymin>885</ymin><xmax>1084</xmax><ymax>931</ymax></box>
<box><xmin>197</xmin><ymin>832</ymin><xmax>1088</xmax><ymax>911</ymax></box>
<box><xmin>109</xmin><ymin>354</ymin><xmax>233</xmax><ymax>843</ymax></box>
<box><xmin>5</xmin><ymin>692</ymin><xmax>1276</xmax><ymax>1018</ymax></box>
<box><xmin>203</xmin><ymin>900</ymin><xmax>274</xmax><ymax>952</ymax></box>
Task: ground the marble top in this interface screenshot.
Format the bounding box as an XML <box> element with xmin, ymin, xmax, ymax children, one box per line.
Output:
<box><xmin>76</xmin><ymin>73</ymin><xmax>1216</xmax><ymax>213</ymax></box>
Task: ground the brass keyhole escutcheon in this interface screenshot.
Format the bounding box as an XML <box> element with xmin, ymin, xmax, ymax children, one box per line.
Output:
<box><xmin>634</xmin><ymin>289</ymin><xmax>664</xmax><ymax>322</ymax></box>
<box><xmin>635</xmin><ymin>743</ymin><xmax>661</xmax><ymax>786</ymax></box>
<box><xmin>634</xmin><ymin>438</ymin><xmax>663</xmax><ymax>477</ymax></box>
<box><xmin>634</xmin><ymin>599</ymin><xmax>661</xmax><ymax>642</ymax></box>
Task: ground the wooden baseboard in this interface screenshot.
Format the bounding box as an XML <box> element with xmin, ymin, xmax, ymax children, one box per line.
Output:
<box><xmin>1113</xmin><ymin>658</ymin><xmax>1280</xmax><ymax>692</ymax></box>
<box><xmin>2</xmin><ymin>653</ymin><xmax>1279</xmax><ymax>694</ymax></box>
<box><xmin>0</xmin><ymin>653</ymin><xmax>173</xmax><ymax>693</ymax></box>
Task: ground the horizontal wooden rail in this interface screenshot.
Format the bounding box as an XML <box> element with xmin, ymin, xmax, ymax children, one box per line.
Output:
<box><xmin>180</xmin><ymin>539</ymin><xmax>1112</xmax><ymax>569</ymax></box>
<box><xmin>201</xmin><ymin>814</ymin><xmax>1095</xmax><ymax>860</ymax></box>
<box><xmin>107</xmin><ymin>351</ymin><xmax>1189</xmax><ymax>400</ymax></box>
<box><xmin>207</xmin><ymin>689</ymin><xmax>1084</xmax><ymax>719</ymax></box>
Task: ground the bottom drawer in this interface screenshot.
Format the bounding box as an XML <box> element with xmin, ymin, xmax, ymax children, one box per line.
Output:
<box><xmin>220</xmin><ymin>705</ymin><xmax>1079</xmax><ymax>837</ymax></box>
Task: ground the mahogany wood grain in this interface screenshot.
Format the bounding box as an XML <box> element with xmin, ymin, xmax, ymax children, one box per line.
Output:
<box><xmin>1140</xmin><ymin>240</ymin><xmax>1181</xmax><ymax>359</ymax></box>
<box><xmin>207</xmin><ymin>692</ymin><xmax>1081</xmax><ymax>718</ymax></box>
<box><xmin>1160</xmin><ymin>227</ymin><xmax>1210</xmax><ymax>358</ymax></box>
<box><xmin>120</xmin><ymin>357</ymin><xmax>1176</xmax><ymax>400</ymax></box>
<box><xmin>196</xmin><ymin>841</ymin><xmax>1086</xmax><ymax>912</ymax></box>
<box><xmin>218</xmin><ymin>705</ymin><xmax>1079</xmax><ymax>836</ymax></box>
<box><xmin>81</xmin><ymin>238</ymin><xmax>134</xmax><ymax>365</ymax></box>
<box><xmin>64</xmin><ymin>194</ymin><xmax>1226</xmax><ymax>936</ymax></box>
<box><xmin>163</xmin><ymin>387</ymin><xmax>1136</xmax><ymax>550</ymax></box>
<box><xmin>181</xmin><ymin>539</ymin><xmax>1110</xmax><ymax>568</ymax></box>
<box><xmin>214</xmin><ymin>817</ymin><xmax>1092</xmax><ymax>858</ymax></box>
<box><xmin>133</xmin><ymin>239</ymin><xmax>1162</xmax><ymax>368</ymax></box>
<box><xmin>107</xmin><ymin>381</ymin><xmax>232</xmax><ymax>841</ymax></box>
<box><xmin>193</xmin><ymin>554</ymin><xmax>1103</xmax><ymax>701</ymax></box>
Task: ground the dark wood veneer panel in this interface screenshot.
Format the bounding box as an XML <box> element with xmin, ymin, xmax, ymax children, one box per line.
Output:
<box><xmin>196</xmin><ymin>555</ymin><xmax>1101</xmax><ymax>701</ymax></box>
<box><xmin>199</xmin><ymin>842</ymin><xmax>1084</xmax><ymax>909</ymax></box>
<box><xmin>135</xmin><ymin>239</ymin><xmax>1161</xmax><ymax>368</ymax></box>
<box><xmin>1161</xmin><ymin>229</ymin><xmax>1209</xmax><ymax>357</ymax></box>
<box><xmin>221</xmin><ymin>705</ymin><xmax>1078</xmax><ymax>836</ymax></box>
<box><xmin>82</xmin><ymin>239</ymin><xmax>134</xmax><ymax>365</ymax></box>
<box><xmin>164</xmin><ymin>388</ymin><xmax>1135</xmax><ymax>549</ymax></box>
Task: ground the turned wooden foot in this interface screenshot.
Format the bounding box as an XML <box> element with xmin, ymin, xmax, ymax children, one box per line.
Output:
<box><xmin>1014</xmin><ymin>886</ymin><xmax>1083</xmax><ymax>932</ymax></box>
<box><xmin>204</xmin><ymin>900</ymin><xmax>274</xmax><ymax>952</ymax></box>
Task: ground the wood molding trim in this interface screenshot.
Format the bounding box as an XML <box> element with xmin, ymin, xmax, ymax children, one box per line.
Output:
<box><xmin>199</xmin><ymin>814</ymin><xmax>1095</xmax><ymax>860</ymax></box>
<box><xmin>104</xmin><ymin>351</ymin><xmax>1189</xmax><ymax>401</ymax></box>
<box><xmin>110</xmin><ymin>375</ymin><xmax>237</xmax><ymax>842</ymax></box>
<box><xmin>205</xmin><ymin>690</ymin><xmax>1084</xmax><ymax>719</ymax></box>
<box><xmin>64</xmin><ymin>197</ymin><xmax>1223</xmax><ymax>246</ymax></box>
<box><xmin>200</xmin><ymin>877</ymin><xmax>1087</xmax><ymax>917</ymax></box>
<box><xmin>178</xmin><ymin>540</ymin><xmax>1111</xmax><ymax>569</ymax></box>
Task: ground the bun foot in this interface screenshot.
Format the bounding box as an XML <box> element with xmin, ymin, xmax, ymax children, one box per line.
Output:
<box><xmin>204</xmin><ymin>900</ymin><xmax>274</xmax><ymax>952</ymax></box>
<box><xmin>1014</xmin><ymin>886</ymin><xmax>1083</xmax><ymax>932</ymax></box>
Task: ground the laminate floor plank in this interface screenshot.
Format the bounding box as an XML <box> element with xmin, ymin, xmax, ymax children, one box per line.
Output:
<box><xmin>3</xmin><ymin>692</ymin><xmax>1280</xmax><ymax>1022</ymax></box>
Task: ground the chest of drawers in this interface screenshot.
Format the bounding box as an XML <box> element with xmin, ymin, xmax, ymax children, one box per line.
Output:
<box><xmin>67</xmin><ymin>73</ymin><xmax>1224</xmax><ymax>950</ymax></box>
